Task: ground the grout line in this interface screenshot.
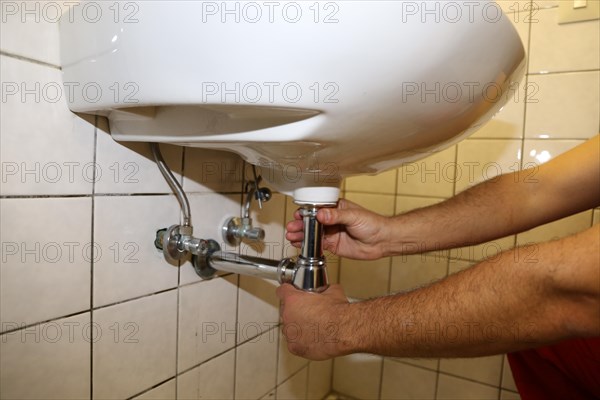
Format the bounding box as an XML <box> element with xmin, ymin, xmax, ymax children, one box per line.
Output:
<box><xmin>377</xmin><ymin>357</ymin><xmax>385</xmax><ymax>400</ymax></box>
<box><xmin>0</xmin><ymin>50</ymin><xmax>61</xmax><ymax>69</ymax></box>
<box><xmin>233</xmin><ymin>273</ymin><xmax>240</xmax><ymax>399</ymax></box>
<box><xmin>90</xmin><ymin>114</ymin><xmax>99</xmax><ymax>400</ymax></box>
<box><xmin>0</xmin><ymin>192</ymin><xmax>244</xmax><ymax>200</ymax></box>
<box><xmin>498</xmin><ymin>355</ymin><xmax>506</xmax><ymax>400</ymax></box>
<box><xmin>0</xmin><ymin>309</ymin><xmax>91</xmax><ymax>335</ymax></box>
<box><xmin>125</xmin><ymin>376</ymin><xmax>175</xmax><ymax>400</ymax></box>
<box><xmin>527</xmin><ymin>68</ymin><xmax>600</xmax><ymax>76</ymax></box>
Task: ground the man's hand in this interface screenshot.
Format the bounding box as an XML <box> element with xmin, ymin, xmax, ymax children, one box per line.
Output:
<box><xmin>285</xmin><ymin>199</ymin><xmax>391</xmax><ymax>260</ymax></box>
<box><xmin>276</xmin><ymin>284</ymin><xmax>355</xmax><ymax>360</ymax></box>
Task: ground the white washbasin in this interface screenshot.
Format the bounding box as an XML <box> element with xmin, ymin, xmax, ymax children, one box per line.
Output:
<box><xmin>60</xmin><ymin>1</ymin><xmax>525</xmax><ymax>204</ymax></box>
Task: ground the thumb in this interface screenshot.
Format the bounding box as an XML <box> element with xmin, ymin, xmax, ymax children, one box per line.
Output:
<box><xmin>276</xmin><ymin>283</ymin><xmax>299</xmax><ymax>300</ymax></box>
<box><xmin>318</xmin><ymin>207</ymin><xmax>361</xmax><ymax>227</ymax></box>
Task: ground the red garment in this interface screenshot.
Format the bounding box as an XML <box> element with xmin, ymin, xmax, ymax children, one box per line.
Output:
<box><xmin>507</xmin><ymin>337</ymin><xmax>600</xmax><ymax>400</ymax></box>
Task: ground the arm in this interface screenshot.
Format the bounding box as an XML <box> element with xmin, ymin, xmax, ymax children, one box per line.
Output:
<box><xmin>286</xmin><ymin>136</ymin><xmax>600</xmax><ymax>259</ymax></box>
<box><xmin>277</xmin><ymin>224</ymin><xmax>600</xmax><ymax>360</ymax></box>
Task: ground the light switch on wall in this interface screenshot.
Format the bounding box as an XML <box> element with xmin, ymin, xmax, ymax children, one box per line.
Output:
<box><xmin>558</xmin><ymin>0</ymin><xmax>600</xmax><ymax>24</ymax></box>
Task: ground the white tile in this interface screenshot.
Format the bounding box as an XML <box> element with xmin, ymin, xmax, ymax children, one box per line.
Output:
<box><xmin>183</xmin><ymin>148</ymin><xmax>244</xmax><ymax>193</ymax></box>
<box><xmin>332</xmin><ymin>354</ymin><xmax>382</xmax><ymax>400</ymax></box>
<box><xmin>306</xmin><ymin>360</ymin><xmax>332</xmax><ymax>400</ymax></box>
<box><xmin>277</xmin><ymin>367</ymin><xmax>308</xmax><ymax>400</ymax></box>
<box><xmin>0</xmin><ymin>55</ymin><xmax>95</xmax><ymax>195</ymax></box>
<box><xmin>179</xmin><ymin>193</ymin><xmax>242</xmax><ymax>285</ymax></box>
<box><xmin>93</xmin><ymin>195</ymin><xmax>180</xmax><ymax>307</ymax></box>
<box><xmin>502</xmin><ymin>355</ymin><xmax>518</xmax><ymax>391</ymax></box>
<box><xmin>237</xmin><ymin>276</ymin><xmax>279</xmax><ymax>344</ymax></box>
<box><xmin>132</xmin><ymin>379</ymin><xmax>176</xmax><ymax>400</ymax></box>
<box><xmin>529</xmin><ymin>7</ymin><xmax>600</xmax><ymax>73</ymax></box>
<box><xmin>390</xmin><ymin>255</ymin><xmax>448</xmax><ymax>293</ymax></box>
<box><xmin>178</xmin><ymin>276</ymin><xmax>238</xmax><ymax>371</ymax></box>
<box><xmin>0</xmin><ymin>313</ymin><xmax>90</xmax><ymax>400</ymax></box>
<box><xmin>0</xmin><ymin>198</ymin><xmax>90</xmax><ymax>331</ymax></box>
<box><xmin>388</xmin><ymin>358</ymin><xmax>439</xmax><ymax>371</ymax></box>
<box><xmin>439</xmin><ymin>355</ymin><xmax>503</xmax><ymax>386</ymax></box>
<box><xmin>278</xmin><ymin>329</ymin><xmax>309</xmax><ymax>384</ymax></box>
<box><xmin>525</xmin><ymin>72</ymin><xmax>600</xmax><ymax>140</ymax></box>
<box><xmin>93</xmin><ymin>290</ymin><xmax>177</xmax><ymax>400</ymax></box>
<box><xmin>436</xmin><ymin>374</ymin><xmax>499</xmax><ymax>400</ymax></box>
<box><xmin>380</xmin><ymin>359</ymin><xmax>437</xmax><ymax>400</ymax></box>
<box><xmin>396</xmin><ymin>146</ymin><xmax>457</xmax><ymax>198</ymax></box>
<box><xmin>178</xmin><ymin>349</ymin><xmax>235</xmax><ymax>400</ymax></box>
<box><xmin>340</xmin><ymin>257</ymin><xmax>391</xmax><ymax>299</ymax></box>
<box><xmin>94</xmin><ymin>120</ymin><xmax>184</xmax><ymax>194</ymax></box>
<box><xmin>455</xmin><ymin>139</ymin><xmax>522</xmax><ymax>193</ymax></box>
<box><xmin>0</xmin><ymin>0</ymin><xmax>62</xmax><ymax>66</ymax></box>
<box><xmin>236</xmin><ymin>329</ymin><xmax>278</xmax><ymax>400</ymax></box>
<box><xmin>345</xmin><ymin>169</ymin><xmax>397</xmax><ymax>195</ymax></box>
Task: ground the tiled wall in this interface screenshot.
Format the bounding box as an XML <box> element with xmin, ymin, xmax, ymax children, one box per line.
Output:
<box><xmin>335</xmin><ymin>1</ymin><xmax>599</xmax><ymax>399</ymax></box>
<box><xmin>0</xmin><ymin>3</ymin><xmax>332</xmax><ymax>399</ymax></box>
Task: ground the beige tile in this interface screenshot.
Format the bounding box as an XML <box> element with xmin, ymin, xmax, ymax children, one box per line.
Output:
<box><xmin>448</xmin><ymin>236</ymin><xmax>516</xmax><ymax>263</ymax></box>
<box><xmin>332</xmin><ymin>354</ymin><xmax>382</xmax><ymax>400</ymax></box>
<box><xmin>277</xmin><ymin>367</ymin><xmax>308</xmax><ymax>400</ymax></box>
<box><xmin>0</xmin><ymin>1</ymin><xmax>62</xmax><ymax>66</ymax></box>
<box><xmin>260</xmin><ymin>390</ymin><xmax>277</xmax><ymax>400</ymax></box>
<box><xmin>522</xmin><ymin>139</ymin><xmax>584</xmax><ymax>166</ymax></box>
<box><xmin>179</xmin><ymin>194</ymin><xmax>242</xmax><ymax>285</ymax></box>
<box><xmin>455</xmin><ymin>139</ymin><xmax>522</xmax><ymax>193</ymax></box>
<box><xmin>396</xmin><ymin>147</ymin><xmax>456</xmax><ymax>198</ymax></box>
<box><xmin>525</xmin><ymin>72</ymin><xmax>600</xmax><ymax>140</ymax></box>
<box><xmin>278</xmin><ymin>329</ymin><xmax>309</xmax><ymax>385</ymax></box>
<box><xmin>448</xmin><ymin>259</ymin><xmax>474</xmax><ymax>275</ymax></box>
<box><xmin>439</xmin><ymin>355</ymin><xmax>503</xmax><ymax>386</ymax></box>
<box><xmin>529</xmin><ymin>7</ymin><xmax>600</xmax><ymax>73</ymax></box>
<box><xmin>236</xmin><ymin>329</ymin><xmax>278</xmax><ymax>400</ymax></box>
<box><xmin>395</xmin><ymin>196</ymin><xmax>445</xmax><ymax>214</ymax></box>
<box><xmin>0</xmin><ymin>198</ymin><xmax>90</xmax><ymax>331</ymax></box>
<box><xmin>93</xmin><ymin>290</ymin><xmax>177</xmax><ymax>400</ymax></box>
<box><xmin>0</xmin><ymin>313</ymin><xmax>90</xmax><ymax>400</ymax></box>
<box><xmin>593</xmin><ymin>208</ymin><xmax>600</xmax><ymax>225</ymax></box>
<box><xmin>93</xmin><ymin>195</ymin><xmax>180</xmax><ymax>307</ymax></box>
<box><xmin>238</xmin><ymin>277</ymin><xmax>279</xmax><ymax>345</ymax></box>
<box><xmin>183</xmin><ymin>148</ymin><xmax>244</xmax><ymax>193</ymax></box>
<box><xmin>95</xmin><ymin>124</ymin><xmax>184</xmax><ymax>194</ymax></box>
<box><xmin>502</xmin><ymin>355</ymin><xmax>518</xmax><ymax>391</ymax></box>
<box><xmin>501</xmin><ymin>389</ymin><xmax>522</xmax><ymax>400</ymax></box>
<box><xmin>380</xmin><ymin>359</ymin><xmax>437</xmax><ymax>400</ymax></box>
<box><xmin>345</xmin><ymin>169</ymin><xmax>397</xmax><ymax>195</ymax></box>
<box><xmin>132</xmin><ymin>379</ymin><xmax>176</xmax><ymax>400</ymax></box>
<box><xmin>516</xmin><ymin>210</ymin><xmax>593</xmax><ymax>244</ymax></box>
<box><xmin>344</xmin><ymin>193</ymin><xmax>396</xmax><ymax>216</ymax></box>
<box><xmin>436</xmin><ymin>374</ymin><xmax>499</xmax><ymax>399</ymax></box>
<box><xmin>390</xmin><ymin>255</ymin><xmax>448</xmax><ymax>293</ymax></box>
<box><xmin>306</xmin><ymin>360</ymin><xmax>333</xmax><ymax>400</ymax></box>
<box><xmin>0</xmin><ymin>56</ymin><xmax>95</xmax><ymax>196</ymax></box>
<box><xmin>534</xmin><ymin>1</ymin><xmax>560</xmax><ymax>9</ymax></box>
<box><xmin>340</xmin><ymin>258</ymin><xmax>391</xmax><ymax>299</ymax></box>
<box><xmin>177</xmin><ymin>349</ymin><xmax>235</xmax><ymax>400</ymax></box>
<box><xmin>178</xmin><ymin>276</ymin><xmax>238</xmax><ymax>371</ymax></box>
<box><xmin>495</xmin><ymin>1</ymin><xmax>533</xmax><ymax>15</ymax></box>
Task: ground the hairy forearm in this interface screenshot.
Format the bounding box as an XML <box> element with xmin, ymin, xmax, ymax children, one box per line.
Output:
<box><xmin>341</xmin><ymin>226</ymin><xmax>600</xmax><ymax>358</ymax></box>
<box><xmin>386</xmin><ymin>172</ymin><xmax>533</xmax><ymax>255</ymax></box>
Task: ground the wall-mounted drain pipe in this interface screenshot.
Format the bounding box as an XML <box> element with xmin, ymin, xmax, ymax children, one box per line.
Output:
<box><xmin>151</xmin><ymin>143</ymin><xmax>330</xmax><ymax>292</ymax></box>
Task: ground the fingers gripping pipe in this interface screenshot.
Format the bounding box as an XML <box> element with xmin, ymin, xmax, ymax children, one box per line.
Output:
<box><xmin>151</xmin><ymin>142</ymin><xmax>329</xmax><ymax>291</ymax></box>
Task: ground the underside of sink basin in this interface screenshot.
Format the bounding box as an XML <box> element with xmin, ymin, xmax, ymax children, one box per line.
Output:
<box><xmin>60</xmin><ymin>1</ymin><xmax>526</xmax><ymax>203</ymax></box>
